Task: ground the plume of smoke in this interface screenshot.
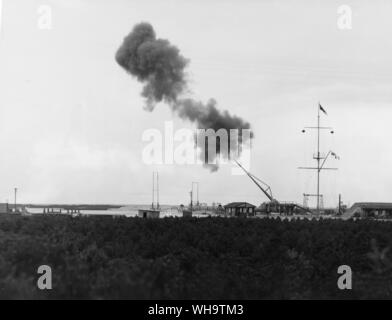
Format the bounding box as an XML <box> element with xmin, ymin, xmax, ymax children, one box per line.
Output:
<box><xmin>115</xmin><ymin>22</ymin><xmax>188</xmax><ymax>110</ymax></box>
<box><xmin>116</xmin><ymin>22</ymin><xmax>253</xmax><ymax>171</ymax></box>
<box><xmin>175</xmin><ymin>98</ymin><xmax>252</xmax><ymax>171</ymax></box>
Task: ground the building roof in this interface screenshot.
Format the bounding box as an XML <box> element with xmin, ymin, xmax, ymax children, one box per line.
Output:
<box><xmin>224</xmin><ymin>202</ymin><xmax>256</xmax><ymax>208</ymax></box>
<box><xmin>351</xmin><ymin>202</ymin><xmax>392</xmax><ymax>210</ymax></box>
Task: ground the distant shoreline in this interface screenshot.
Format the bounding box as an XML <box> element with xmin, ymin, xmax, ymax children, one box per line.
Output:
<box><xmin>25</xmin><ymin>204</ymin><xmax>123</xmax><ymax>211</ymax></box>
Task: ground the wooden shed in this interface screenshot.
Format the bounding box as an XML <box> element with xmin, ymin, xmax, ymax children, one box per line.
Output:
<box><xmin>224</xmin><ymin>202</ymin><xmax>256</xmax><ymax>217</ymax></box>
<box><xmin>138</xmin><ymin>209</ymin><xmax>160</xmax><ymax>219</ymax></box>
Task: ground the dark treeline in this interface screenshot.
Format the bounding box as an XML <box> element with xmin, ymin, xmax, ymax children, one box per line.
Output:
<box><xmin>0</xmin><ymin>215</ymin><xmax>391</xmax><ymax>299</ymax></box>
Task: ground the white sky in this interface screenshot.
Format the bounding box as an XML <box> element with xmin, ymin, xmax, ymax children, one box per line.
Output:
<box><xmin>0</xmin><ymin>0</ymin><xmax>392</xmax><ymax>207</ymax></box>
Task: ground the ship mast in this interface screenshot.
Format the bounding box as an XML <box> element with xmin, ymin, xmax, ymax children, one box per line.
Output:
<box><xmin>299</xmin><ymin>103</ymin><xmax>338</xmax><ymax>214</ymax></box>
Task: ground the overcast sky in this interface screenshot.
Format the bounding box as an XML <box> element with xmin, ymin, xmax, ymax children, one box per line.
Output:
<box><xmin>0</xmin><ymin>0</ymin><xmax>392</xmax><ymax>207</ymax></box>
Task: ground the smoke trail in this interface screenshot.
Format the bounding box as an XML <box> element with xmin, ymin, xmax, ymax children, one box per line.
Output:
<box><xmin>115</xmin><ymin>22</ymin><xmax>252</xmax><ymax>170</ymax></box>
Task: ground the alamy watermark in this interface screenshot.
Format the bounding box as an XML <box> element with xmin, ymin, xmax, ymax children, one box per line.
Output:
<box><xmin>37</xmin><ymin>265</ymin><xmax>52</xmax><ymax>290</ymax></box>
<box><xmin>0</xmin><ymin>2</ymin><xmax>53</xmax><ymax>34</ymax></box>
<box><xmin>337</xmin><ymin>265</ymin><xmax>352</xmax><ymax>290</ymax></box>
<box><xmin>337</xmin><ymin>4</ymin><xmax>352</xmax><ymax>30</ymax></box>
<box><xmin>37</xmin><ymin>5</ymin><xmax>52</xmax><ymax>30</ymax></box>
<box><xmin>142</xmin><ymin>121</ymin><xmax>252</xmax><ymax>175</ymax></box>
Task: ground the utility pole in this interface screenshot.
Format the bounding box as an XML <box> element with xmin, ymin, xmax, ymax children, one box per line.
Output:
<box><xmin>196</xmin><ymin>183</ymin><xmax>199</xmax><ymax>206</ymax></box>
<box><xmin>189</xmin><ymin>190</ymin><xmax>193</xmax><ymax>211</ymax></box>
<box><xmin>157</xmin><ymin>172</ymin><xmax>160</xmax><ymax>209</ymax></box>
<box><xmin>192</xmin><ymin>182</ymin><xmax>199</xmax><ymax>207</ymax></box>
<box><xmin>338</xmin><ymin>194</ymin><xmax>342</xmax><ymax>215</ymax></box>
<box><xmin>14</xmin><ymin>187</ymin><xmax>17</xmax><ymax>213</ymax></box>
<box><xmin>152</xmin><ymin>172</ymin><xmax>155</xmax><ymax>209</ymax></box>
<box><xmin>299</xmin><ymin>103</ymin><xmax>338</xmax><ymax>214</ymax></box>
<box><xmin>152</xmin><ymin>172</ymin><xmax>160</xmax><ymax>210</ymax></box>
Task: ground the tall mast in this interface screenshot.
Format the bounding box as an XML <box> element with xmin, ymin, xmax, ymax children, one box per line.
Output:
<box><xmin>197</xmin><ymin>183</ymin><xmax>199</xmax><ymax>206</ymax></box>
<box><xmin>152</xmin><ymin>172</ymin><xmax>155</xmax><ymax>209</ymax></box>
<box><xmin>299</xmin><ymin>103</ymin><xmax>337</xmax><ymax>214</ymax></box>
<box><xmin>14</xmin><ymin>187</ymin><xmax>17</xmax><ymax>213</ymax></box>
<box><xmin>157</xmin><ymin>172</ymin><xmax>159</xmax><ymax>209</ymax></box>
<box><xmin>317</xmin><ymin>104</ymin><xmax>320</xmax><ymax>214</ymax></box>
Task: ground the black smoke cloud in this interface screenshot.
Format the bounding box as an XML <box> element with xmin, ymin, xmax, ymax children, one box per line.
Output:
<box><xmin>115</xmin><ymin>22</ymin><xmax>188</xmax><ymax>110</ymax></box>
<box><xmin>116</xmin><ymin>22</ymin><xmax>252</xmax><ymax>171</ymax></box>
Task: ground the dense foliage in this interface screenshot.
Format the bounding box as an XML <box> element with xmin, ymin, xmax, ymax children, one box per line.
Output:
<box><xmin>0</xmin><ymin>215</ymin><xmax>391</xmax><ymax>299</ymax></box>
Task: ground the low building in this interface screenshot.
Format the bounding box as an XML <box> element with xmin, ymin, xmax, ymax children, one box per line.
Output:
<box><xmin>0</xmin><ymin>203</ymin><xmax>9</xmax><ymax>214</ymax></box>
<box><xmin>343</xmin><ymin>202</ymin><xmax>392</xmax><ymax>219</ymax></box>
<box><xmin>138</xmin><ymin>209</ymin><xmax>160</xmax><ymax>219</ymax></box>
<box><xmin>224</xmin><ymin>202</ymin><xmax>256</xmax><ymax>217</ymax></box>
<box><xmin>182</xmin><ymin>210</ymin><xmax>193</xmax><ymax>218</ymax></box>
<box><xmin>257</xmin><ymin>201</ymin><xmax>299</xmax><ymax>215</ymax></box>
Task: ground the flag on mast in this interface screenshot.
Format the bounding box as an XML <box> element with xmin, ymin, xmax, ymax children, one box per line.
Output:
<box><xmin>319</xmin><ymin>103</ymin><xmax>327</xmax><ymax>115</ymax></box>
<box><xmin>331</xmin><ymin>151</ymin><xmax>340</xmax><ymax>160</ymax></box>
